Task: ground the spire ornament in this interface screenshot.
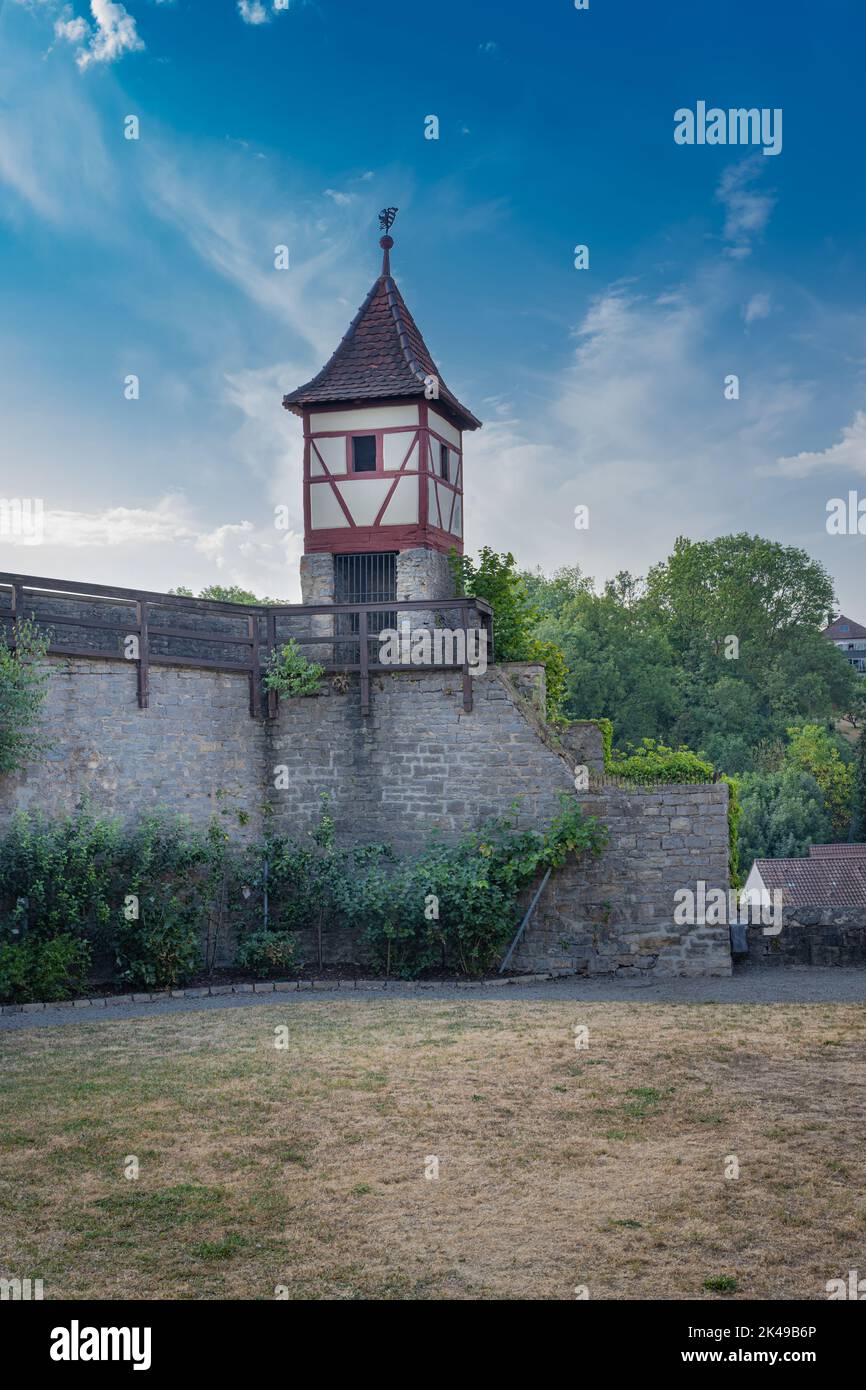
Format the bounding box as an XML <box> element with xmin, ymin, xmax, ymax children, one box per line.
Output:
<box><xmin>378</xmin><ymin>207</ymin><xmax>398</xmax><ymax>276</ymax></box>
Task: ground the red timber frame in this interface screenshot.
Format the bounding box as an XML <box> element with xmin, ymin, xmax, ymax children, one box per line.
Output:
<box><xmin>302</xmin><ymin>398</ymin><xmax>464</xmax><ymax>555</ymax></box>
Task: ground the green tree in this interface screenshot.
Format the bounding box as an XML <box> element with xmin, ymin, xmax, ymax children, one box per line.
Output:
<box><xmin>451</xmin><ymin>547</ymin><xmax>568</xmax><ymax>715</ymax></box>
<box><xmin>736</xmin><ymin>767</ymin><xmax>831</xmax><ymax>873</ymax></box>
<box><xmin>644</xmin><ymin>533</ymin><xmax>837</xmax><ymax>656</ymax></box>
<box><xmin>850</xmin><ymin>733</ymin><xmax>866</xmax><ymax>843</ymax></box>
<box><xmin>785</xmin><ymin>723</ymin><xmax>854</xmax><ymax>840</ymax></box>
<box><xmin>169</xmin><ymin>584</ymin><xmax>288</xmax><ymax>605</ymax></box>
<box><xmin>531</xmin><ymin>579</ymin><xmax>683</xmax><ymax>745</ymax></box>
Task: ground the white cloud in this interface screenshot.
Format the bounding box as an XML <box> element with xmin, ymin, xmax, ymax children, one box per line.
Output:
<box><xmin>743</xmin><ymin>292</ymin><xmax>771</xmax><ymax>325</ymax></box>
<box><xmin>2</xmin><ymin>495</ymin><xmax>303</xmax><ymax>599</ymax></box>
<box><xmin>716</xmin><ymin>156</ymin><xmax>776</xmax><ymax>258</ymax></box>
<box><xmin>772</xmin><ymin>411</ymin><xmax>866</xmax><ymax>479</ymax></box>
<box><xmin>237</xmin><ymin>0</ymin><xmax>291</xmax><ymax>20</ymax></box>
<box><xmin>72</xmin><ymin>1</ymin><xmax>145</xmax><ymax>71</ymax></box>
<box><xmin>54</xmin><ymin>10</ymin><xmax>89</xmax><ymax>43</ymax></box>
<box><xmin>238</xmin><ymin>0</ymin><xmax>268</xmax><ymax>22</ymax></box>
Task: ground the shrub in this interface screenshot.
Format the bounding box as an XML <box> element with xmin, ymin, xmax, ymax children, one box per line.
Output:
<box><xmin>0</xmin><ymin>934</ymin><xmax>91</xmax><ymax>1004</ymax></box>
<box><xmin>0</xmin><ymin>619</ymin><xmax>51</xmax><ymax>775</ymax></box>
<box><xmin>609</xmin><ymin>738</ymin><xmax>714</xmax><ymax>784</ymax></box>
<box><xmin>264</xmin><ymin>640</ymin><xmax>324</xmax><ymax>697</ymax></box>
<box><xmin>356</xmin><ymin>796</ymin><xmax>608</xmax><ymax>978</ymax></box>
<box><xmin>111</xmin><ymin>891</ymin><xmax>202</xmax><ymax>990</ymax></box>
<box><xmin>234</xmin><ymin>931</ymin><xmax>296</xmax><ymax>976</ymax></box>
<box><xmin>0</xmin><ymin>808</ymin><xmax>121</xmax><ymax>941</ymax></box>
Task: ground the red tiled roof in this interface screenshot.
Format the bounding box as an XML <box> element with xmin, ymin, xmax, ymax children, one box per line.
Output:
<box><xmin>282</xmin><ymin>267</ymin><xmax>481</xmax><ymax>431</ymax></box>
<box><xmin>752</xmin><ymin>855</ymin><xmax>866</xmax><ymax>907</ymax></box>
<box><xmin>809</xmin><ymin>843</ymin><xmax>866</xmax><ymax>857</ymax></box>
<box><xmin>822</xmin><ymin>614</ymin><xmax>866</xmax><ymax>641</ymax></box>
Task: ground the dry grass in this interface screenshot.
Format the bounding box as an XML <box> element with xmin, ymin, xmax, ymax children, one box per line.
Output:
<box><xmin>1</xmin><ymin>1000</ymin><xmax>865</xmax><ymax>1300</ymax></box>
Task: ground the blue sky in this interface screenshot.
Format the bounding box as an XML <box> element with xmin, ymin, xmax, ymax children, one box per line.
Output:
<box><xmin>1</xmin><ymin>0</ymin><xmax>864</xmax><ymax>611</ymax></box>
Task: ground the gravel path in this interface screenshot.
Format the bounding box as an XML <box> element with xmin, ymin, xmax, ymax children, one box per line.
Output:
<box><xmin>1</xmin><ymin>965</ymin><xmax>864</xmax><ymax>1030</ymax></box>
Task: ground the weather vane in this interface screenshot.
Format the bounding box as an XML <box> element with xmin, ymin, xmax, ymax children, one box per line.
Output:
<box><xmin>378</xmin><ymin>207</ymin><xmax>398</xmax><ymax>233</ymax></box>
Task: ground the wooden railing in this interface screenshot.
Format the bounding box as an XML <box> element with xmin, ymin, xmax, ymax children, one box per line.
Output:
<box><xmin>0</xmin><ymin>572</ymin><xmax>493</xmax><ymax>717</ymax></box>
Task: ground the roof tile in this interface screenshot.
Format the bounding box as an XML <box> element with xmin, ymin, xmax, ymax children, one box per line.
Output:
<box><xmin>283</xmin><ymin>272</ymin><xmax>481</xmax><ymax>431</ymax></box>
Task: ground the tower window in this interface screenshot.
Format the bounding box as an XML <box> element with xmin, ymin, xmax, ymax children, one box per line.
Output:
<box><xmin>352</xmin><ymin>435</ymin><xmax>377</xmax><ymax>472</ymax></box>
<box><xmin>439</xmin><ymin>442</ymin><xmax>449</xmax><ymax>481</ymax></box>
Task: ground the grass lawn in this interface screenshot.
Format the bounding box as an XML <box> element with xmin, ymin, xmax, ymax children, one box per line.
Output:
<box><xmin>1</xmin><ymin>999</ymin><xmax>864</xmax><ymax>1300</ymax></box>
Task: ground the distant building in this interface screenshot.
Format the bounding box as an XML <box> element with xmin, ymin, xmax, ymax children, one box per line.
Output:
<box><xmin>823</xmin><ymin>614</ymin><xmax>866</xmax><ymax>674</ymax></box>
<box><xmin>744</xmin><ymin>843</ymin><xmax>866</xmax><ymax>909</ymax></box>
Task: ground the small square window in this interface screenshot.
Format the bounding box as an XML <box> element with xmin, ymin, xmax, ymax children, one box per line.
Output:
<box><xmin>439</xmin><ymin>442</ymin><xmax>449</xmax><ymax>481</ymax></box>
<box><xmin>352</xmin><ymin>436</ymin><xmax>377</xmax><ymax>472</ymax></box>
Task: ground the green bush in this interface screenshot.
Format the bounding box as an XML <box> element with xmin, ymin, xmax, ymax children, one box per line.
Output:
<box><xmin>234</xmin><ymin>930</ymin><xmax>296</xmax><ymax>976</ymax></box>
<box><xmin>0</xmin><ymin>619</ymin><xmax>51</xmax><ymax>775</ymax></box>
<box><xmin>0</xmin><ymin>798</ymin><xmax>607</xmax><ymax>992</ymax></box>
<box><xmin>264</xmin><ymin>640</ymin><xmax>324</xmax><ymax>697</ymax></box>
<box><xmin>0</xmin><ymin>808</ymin><xmax>121</xmax><ymax>941</ymax></box>
<box><xmin>0</xmin><ymin>934</ymin><xmax>91</xmax><ymax>1004</ymax></box>
<box><xmin>112</xmin><ymin>891</ymin><xmax>203</xmax><ymax>990</ymax></box>
<box><xmin>608</xmin><ymin>738</ymin><xmax>714</xmax><ymax>784</ymax></box>
<box><xmin>355</xmin><ymin>796</ymin><xmax>607</xmax><ymax>978</ymax></box>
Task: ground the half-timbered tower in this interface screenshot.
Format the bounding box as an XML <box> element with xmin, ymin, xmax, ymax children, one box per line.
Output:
<box><xmin>282</xmin><ymin>211</ymin><xmax>481</xmax><ymax>617</ymax></box>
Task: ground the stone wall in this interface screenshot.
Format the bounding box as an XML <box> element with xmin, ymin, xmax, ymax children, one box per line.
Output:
<box><xmin>0</xmin><ymin>659</ymin><xmax>267</xmax><ymax>838</ymax></box>
<box><xmin>0</xmin><ymin>653</ymin><xmax>733</xmax><ymax>976</ymax></box>
<box><xmin>740</xmin><ymin>907</ymin><xmax>866</xmax><ymax>968</ymax></box>
<box><xmin>513</xmin><ymin>782</ymin><xmax>732</xmax><ymax>978</ymax></box>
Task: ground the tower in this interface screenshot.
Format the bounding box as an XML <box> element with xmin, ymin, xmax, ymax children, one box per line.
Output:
<box><xmin>282</xmin><ymin>210</ymin><xmax>481</xmax><ymax>625</ymax></box>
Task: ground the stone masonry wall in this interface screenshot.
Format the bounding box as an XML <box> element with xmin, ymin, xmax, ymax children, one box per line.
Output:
<box><xmin>0</xmin><ymin>659</ymin><xmax>267</xmax><ymax>838</ymax></box>
<box><xmin>741</xmin><ymin>907</ymin><xmax>866</xmax><ymax>968</ymax></box>
<box><xmin>0</xmin><ymin>654</ymin><xmax>732</xmax><ymax>976</ymax></box>
<box><xmin>513</xmin><ymin>781</ymin><xmax>732</xmax><ymax>977</ymax></box>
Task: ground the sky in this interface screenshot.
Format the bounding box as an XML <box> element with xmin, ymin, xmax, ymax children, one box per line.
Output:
<box><xmin>0</xmin><ymin>0</ymin><xmax>864</xmax><ymax>612</ymax></box>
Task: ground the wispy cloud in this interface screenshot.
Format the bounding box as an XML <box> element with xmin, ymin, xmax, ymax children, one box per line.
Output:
<box><xmin>237</xmin><ymin>0</ymin><xmax>291</xmax><ymax>24</ymax></box>
<box><xmin>743</xmin><ymin>291</ymin><xmax>771</xmax><ymax>325</ymax></box>
<box><xmin>716</xmin><ymin>155</ymin><xmax>776</xmax><ymax>258</ymax></box>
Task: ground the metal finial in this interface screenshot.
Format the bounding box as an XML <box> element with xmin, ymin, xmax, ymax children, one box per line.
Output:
<box><xmin>378</xmin><ymin>207</ymin><xmax>398</xmax><ymax>232</ymax></box>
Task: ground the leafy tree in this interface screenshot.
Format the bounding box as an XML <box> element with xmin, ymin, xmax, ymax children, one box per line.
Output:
<box><xmin>736</xmin><ymin>767</ymin><xmax>831</xmax><ymax>873</ymax></box>
<box><xmin>850</xmin><ymin>733</ymin><xmax>866</xmax><ymax>843</ymax></box>
<box><xmin>169</xmin><ymin>584</ymin><xmax>287</xmax><ymax>605</ymax></box>
<box><xmin>451</xmin><ymin>547</ymin><xmax>567</xmax><ymax>715</ymax></box>
<box><xmin>785</xmin><ymin>723</ymin><xmax>854</xmax><ymax>840</ymax></box>
<box><xmin>644</xmin><ymin>533</ymin><xmax>837</xmax><ymax>656</ymax></box>
<box><xmin>531</xmin><ymin>580</ymin><xmax>683</xmax><ymax>745</ymax></box>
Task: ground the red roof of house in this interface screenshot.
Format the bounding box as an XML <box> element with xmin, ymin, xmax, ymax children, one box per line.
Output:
<box><xmin>822</xmin><ymin>614</ymin><xmax>866</xmax><ymax>641</ymax></box>
<box><xmin>809</xmin><ymin>843</ymin><xmax>866</xmax><ymax>857</ymax></box>
<box><xmin>282</xmin><ymin>242</ymin><xmax>481</xmax><ymax>432</ymax></box>
<box><xmin>752</xmin><ymin>854</ymin><xmax>866</xmax><ymax>907</ymax></box>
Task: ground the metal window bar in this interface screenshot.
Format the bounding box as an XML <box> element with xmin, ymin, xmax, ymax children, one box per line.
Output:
<box><xmin>333</xmin><ymin>551</ymin><xmax>397</xmax><ymax>667</ymax></box>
